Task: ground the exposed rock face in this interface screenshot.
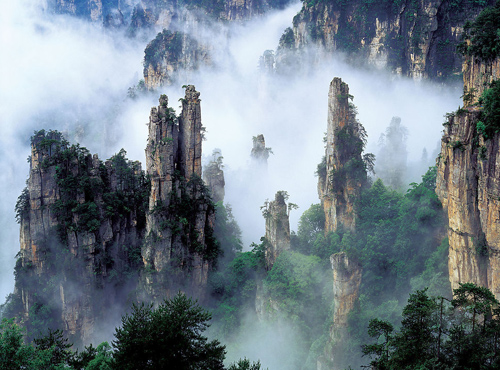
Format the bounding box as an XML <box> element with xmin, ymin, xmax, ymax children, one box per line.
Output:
<box><xmin>263</xmin><ymin>191</ymin><xmax>291</xmax><ymax>270</ymax></box>
<box><xmin>143</xmin><ymin>30</ymin><xmax>212</xmax><ymax>90</ymax></box>
<box><xmin>436</xmin><ymin>55</ymin><xmax>500</xmax><ymax>298</ymax></box>
<box><xmin>52</xmin><ymin>0</ymin><xmax>135</xmax><ymax>24</ymax></box>
<box><xmin>12</xmin><ymin>86</ymin><xmax>219</xmax><ymax>344</ymax></box>
<box><xmin>318</xmin><ymin>78</ymin><xmax>366</xmax><ymax>233</ymax></box>
<box><xmin>15</xmin><ymin>131</ymin><xmax>147</xmax><ymax>344</ymax></box>
<box><xmin>282</xmin><ymin>0</ymin><xmax>493</xmax><ymax>81</ymax></box>
<box><xmin>142</xmin><ymin>86</ymin><xmax>217</xmax><ymax>302</ymax></box>
<box><xmin>203</xmin><ymin>151</ymin><xmax>225</xmax><ymax>204</ymax></box>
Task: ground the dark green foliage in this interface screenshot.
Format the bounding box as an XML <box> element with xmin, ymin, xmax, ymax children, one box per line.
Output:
<box><xmin>279</xmin><ymin>27</ymin><xmax>295</xmax><ymax>49</ymax></box>
<box><xmin>113</xmin><ymin>293</ymin><xmax>225</xmax><ymax>370</ymax></box>
<box><xmin>15</xmin><ymin>187</ymin><xmax>30</xmax><ymax>223</ymax></box>
<box><xmin>144</xmin><ymin>29</ymin><xmax>184</xmax><ymax>68</ymax></box>
<box><xmin>208</xmin><ymin>240</ymin><xmax>266</xmax><ymax>337</ymax></box>
<box><xmin>292</xmin><ymin>203</ymin><xmax>326</xmax><ymax>256</ymax></box>
<box><xmin>213</xmin><ymin>202</ymin><xmax>243</xmax><ymax>265</ymax></box>
<box><xmin>361</xmin><ymin>284</ymin><xmax>500</xmax><ymax>369</ymax></box>
<box><xmin>156</xmin><ymin>172</ymin><xmax>220</xmax><ymax>263</ymax></box>
<box><xmin>458</xmin><ymin>0</ymin><xmax>500</xmax><ymax>62</ymax></box>
<box><xmin>478</xmin><ymin>80</ymin><xmax>500</xmax><ymax>134</ymax></box>
<box><xmin>330</xmin><ymin>102</ymin><xmax>372</xmax><ymax>192</ymax></box>
<box><xmin>34</xmin><ymin>329</ymin><xmax>72</xmax><ymax>367</ymax></box>
<box><xmin>227</xmin><ymin>358</ymin><xmax>264</xmax><ymax>370</ymax></box>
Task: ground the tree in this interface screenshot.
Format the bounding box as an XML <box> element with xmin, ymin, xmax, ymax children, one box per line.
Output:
<box><xmin>112</xmin><ymin>293</ymin><xmax>225</xmax><ymax>370</ymax></box>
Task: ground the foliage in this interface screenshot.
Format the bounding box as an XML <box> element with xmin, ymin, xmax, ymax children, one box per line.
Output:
<box><xmin>329</xmin><ymin>100</ymin><xmax>373</xmax><ymax>192</ymax></box>
<box><xmin>227</xmin><ymin>358</ymin><xmax>265</xmax><ymax>370</ymax></box>
<box><xmin>15</xmin><ymin>187</ymin><xmax>30</xmax><ymax>223</ymax></box>
<box><xmin>213</xmin><ymin>202</ymin><xmax>243</xmax><ymax>266</ymax></box>
<box><xmin>208</xmin><ymin>240</ymin><xmax>266</xmax><ymax>337</ymax></box>
<box><xmin>144</xmin><ymin>30</ymin><xmax>184</xmax><ymax>68</ymax></box>
<box><xmin>113</xmin><ymin>293</ymin><xmax>225</xmax><ymax>370</ymax></box>
<box><xmin>478</xmin><ymin>79</ymin><xmax>500</xmax><ymax>134</ymax></box>
<box><xmin>361</xmin><ymin>284</ymin><xmax>500</xmax><ymax>369</ymax></box>
<box><xmin>457</xmin><ymin>0</ymin><xmax>500</xmax><ymax>62</ymax></box>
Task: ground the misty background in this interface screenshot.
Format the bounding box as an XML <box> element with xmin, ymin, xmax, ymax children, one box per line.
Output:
<box><xmin>1</xmin><ymin>0</ymin><xmax>461</xmax><ymax>353</ymax></box>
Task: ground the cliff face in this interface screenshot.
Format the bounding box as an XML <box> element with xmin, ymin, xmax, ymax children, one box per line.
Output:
<box><xmin>203</xmin><ymin>151</ymin><xmax>225</xmax><ymax>204</ymax></box>
<box><xmin>12</xmin><ymin>86</ymin><xmax>219</xmax><ymax>344</ymax></box>
<box><xmin>142</xmin><ymin>86</ymin><xmax>218</xmax><ymax>302</ymax></box>
<box><xmin>283</xmin><ymin>0</ymin><xmax>493</xmax><ymax>81</ymax></box>
<box><xmin>14</xmin><ymin>131</ymin><xmax>148</xmax><ymax>344</ymax></box>
<box><xmin>143</xmin><ymin>30</ymin><xmax>212</xmax><ymax>90</ymax></box>
<box><xmin>436</xmin><ymin>55</ymin><xmax>500</xmax><ymax>298</ymax></box>
<box><xmin>318</xmin><ymin>77</ymin><xmax>367</xmax><ymax>233</ymax></box>
<box><xmin>263</xmin><ymin>191</ymin><xmax>291</xmax><ymax>270</ymax></box>
<box><xmin>320</xmin><ymin>252</ymin><xmax>362</xmax><ymax>369</ymax></box>
<box><xmin>52</xmin><ymin>0</ymin><xmax>132</xmax><ymax>24</ymax></box>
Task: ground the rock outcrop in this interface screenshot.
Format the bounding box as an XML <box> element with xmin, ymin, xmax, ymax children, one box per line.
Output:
<box><xmin>263</xmin><ymin>191</ymin><xmax>291</xmax><ymax>270</ymax></box>
<box><xmin>203</xmin><ymin>150</ymin><xmax>225</xmax><ymax>204</ymax></box>
<box><xmin>14</xmin><ymin>131</ymin><xmax>148</xmax><ymax>345</ymax></box>
<box><xmin>436</xmin><ymin>54</ymin><xmax>500</xmax><ymax>298</ymax></box>
<box><xmin>143</xmin><ymin>30</ymin><xmax>212</xmax><ymax>90</ymax></box>
<box><xmin>319</xmin><ymin>252</ymin><xmax>362</xmax><ymax>369</ymax></box>
<box><xmin>142</xmin><ymin>86</ymin><xmax>218</xmax><ymax>302</ymax></box>
<box><xmin>11</xmin><ymin>86</ymin><xmax>219</xmax><ymax>344</ymax></box>
<box><xmin>251</xmin><ymin>134</ymin><xmax>272</xmax><ymax>168</ymax></box>
<box><xmin>278</xmin><ymin>0</ymin><xmax>494</xmax><ymax>81</ymax></box>
<box><xmin>318</xmin><ymin>77</ymin><xmax>368</xmax><ymax>233</ymax></box>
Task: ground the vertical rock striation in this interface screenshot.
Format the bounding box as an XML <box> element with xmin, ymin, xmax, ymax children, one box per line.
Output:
<box><xmin>203</xmin><ymin>150</ymin><xmax>225</xmax><ymax>204</ymax></box>
<box><xmin>14</xmin><ymin>131</ymin><xmax>148</xmax><ymax>345</ymax></box>
<box><xmin>263</xmin><ymin>191</ymin><xmax>291</xmax><ymax>270</ymax></box>
<box><xmin>436</xmin><ymin>54</ymin><xmax>500</xmax><ymax>298</ymax></box>
<box><xmin>142</xmin><ymin>86</ymin><xmax>218</xmax><ymax>302</ymax></box>
<box><xmin>321</xmin><ymin>252</ymin><xmax>362</xmax><ymax>369</ymax></box>
<box><xmin>280</xmin><ymin>0</ymin><xmax>493</xmax><ymax>81</ymax></box>
<box><xmin>12</xmin><ymin>86</ymin><xmax>220</xmax><ymax>344</ymax></box>
<box><xmin>318</xmin><ymin>77</ymin><xmax>367</xmax><ymax>233</ymax></box>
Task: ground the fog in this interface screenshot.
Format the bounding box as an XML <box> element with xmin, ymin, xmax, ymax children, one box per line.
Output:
<box><xmin>2</xmin><ymin>0</ymin><xmax>461</xmax><ymax>361</ymax></box>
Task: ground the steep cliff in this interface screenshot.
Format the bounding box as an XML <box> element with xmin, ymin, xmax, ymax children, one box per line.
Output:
<box><xmin>317</xmin><ymin>77</ymin><xmax>370</xmax><ymax>233</ymax></box>
<box><xmin>10</xmin><ymin>86</ymin><xmax>220</xmax><ymax>344</ymax></box>
<box><xmin>436</xmin><ymin>36</ymin><xmax>500</xmax><ymax>295</ymax></box>
<box><xmin>278</xmin><ymin>0</ymin><xmax>494</xmax><ymax>81</ymax></box>
<box><xmin>141</xmin><ymin>86</ymin><xmax>219</xmax><ymax>302</ymax></box>
<box><xmin>263</xmin><ymin>191</ymin><xmax>291</xmax><ymax>270</ymax></box>
<box><xmin>143</xmin><ymin>29</ymin><xmax>212</xmax><ymax>89</ymax></box>
<box><xmin>320</xmin><ymin>252</ymin><xmax>362</xmax><ymax>369</ymax></box>
<box><xmin>203</xmin><ymin>150</ymin><xmax>225</xmax><ymax>204</ymax></box>
<box><xmin>52</xmin><ymin>0</ymin><xmax>133</xmax><ymax>24</ymax></box>
<box><xmin>12</xmin><ymin>130</ymin><xmax>148</xmax><ymax>344</ymax></box>
<box><xmin>250</xmin><ymin>134</ymin><xmax>272</xmax><ymax>168</ymax></box>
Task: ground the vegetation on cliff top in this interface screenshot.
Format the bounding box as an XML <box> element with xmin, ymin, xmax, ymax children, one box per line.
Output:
<box><xmin>458</xmin><ymin>0</ymin><xmax>500</xmax><ymax>62</ymax></box>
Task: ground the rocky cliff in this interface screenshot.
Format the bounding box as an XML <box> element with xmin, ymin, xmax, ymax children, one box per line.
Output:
<box><xmin>317</xmin><ymin>77</ymin><xmax>369</xmax><ymax>233</ymax></box>
<box><xmin>10</xmin><ymin>86</ymin><xmax>219</xmax><ymax>344</ymax></box>
<box><xmin>278</xmin><ymin>0</ymin><xmax>494</xmax><ymax>81</ymax></box>
<box><xmin>319</xmin><ymin>252</ymin><xmax>362</xmax><ymax>369</ymax></box>
<box><xmin>436</xmin><ymin>52</ymin><xmax>500</xmax><ymax>297</ymax></box>
<box><xmin>141</xmin><ymin>86</ymin><xmax>218</xmax><ymax>302</ymax></box>
<box><xmin>143</xmin><ymin>29</ymin><xmax>212</xmax><ymax>90</ymax></box>
<box><xmin>203</xmin><ymin>150</ymin><xmax>225</xmax><ymax>204</ymax></box>
<box><xmin>263</xmin><ymin>191</ymin><xmax>291</xmax><ymax>270</ymax></box>
<box><xmin>12</xmin><ymin>130</ymin><xmax>148</xmax><ymax>344</ymax></box>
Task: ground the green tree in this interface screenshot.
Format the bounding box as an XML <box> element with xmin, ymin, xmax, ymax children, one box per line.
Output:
<box><xmin>113</xmin><ymin>293</ymin><xmax>225</xmax><ymax>370</ymax></box>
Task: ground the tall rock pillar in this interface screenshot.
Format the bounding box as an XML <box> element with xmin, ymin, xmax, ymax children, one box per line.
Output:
<box><xmin>142</xmin><ymin>86</ymin><xmax>217</xmax><ymax>302</ymax></box>
<box><xmin>318</xmin><ymin>78</ymin><xmax>367</xmax><ymax>234</ymax></box>
<box><xmin>263</xmin><ymin>191</ymin><xmax>291</xmax><ymax>270</ymax></box>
